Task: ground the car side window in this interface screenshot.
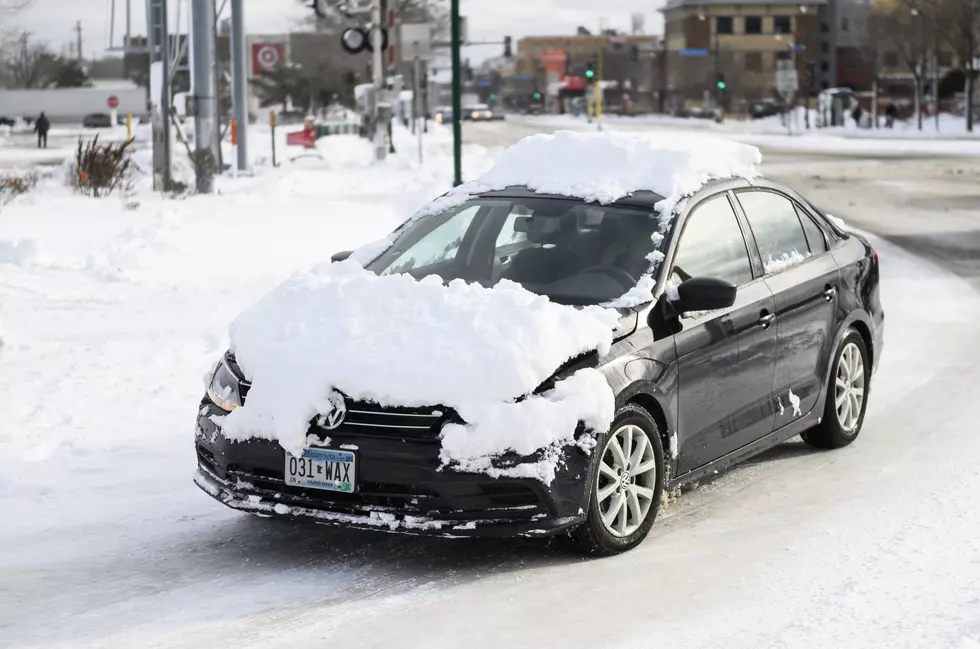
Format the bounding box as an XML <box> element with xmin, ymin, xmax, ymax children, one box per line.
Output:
<box><xmin>381</xmin><ymin>206</ymin><xmax>479</xmax><ymax>275</ymax></box>
<box><xmin>670</xmin><ymin>194</ymin><xmax>754</xmax><ymax>287</ymax></box>
<box><xmin>737</xmin><ymin>190</ymin><xmax>811</xmax><ymax>274</ymax></box>
<box><xmin>795</xmin><ymin>205</ymin><xmax>828</xmax><ymax>254</ymax></box>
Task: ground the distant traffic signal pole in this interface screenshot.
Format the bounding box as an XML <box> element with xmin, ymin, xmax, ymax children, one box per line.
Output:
<box><xmin>595</xmin><ymin>36</ymin><xmax>605</xmax><ymax>130</ymax></box>
<box><xmin>450</xmin><ymin>0</ymin><xmax>462</xmax><ymax>186</ymax></box>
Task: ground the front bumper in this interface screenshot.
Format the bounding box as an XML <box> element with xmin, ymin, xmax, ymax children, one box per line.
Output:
<box><xmin>194</xmin><ymin>403</ymin><xmax>591</xmax><ymax>538</ymax></box>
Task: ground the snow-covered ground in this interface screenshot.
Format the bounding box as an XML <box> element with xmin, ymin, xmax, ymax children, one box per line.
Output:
<box><xmin>3</xmin><ymin>125</ymin><xmax>980</xmax><ymax>648</ymax></box>
<box><xmin>515</xmin><ymin>112</ymin><xmax>980</xmax><ymax>157</ymax></box>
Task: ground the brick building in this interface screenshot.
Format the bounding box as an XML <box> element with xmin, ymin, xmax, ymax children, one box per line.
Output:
<box><xmin>661</xmin><ymin>0</ymin><xmax>826</xmax><ymax>111</ymax></box>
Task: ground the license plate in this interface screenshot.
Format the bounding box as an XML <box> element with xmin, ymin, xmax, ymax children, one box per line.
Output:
<box><xmin>285</xmin><ymin>448</ymin><xmax>356</xmax><ymax>493</ymax></box>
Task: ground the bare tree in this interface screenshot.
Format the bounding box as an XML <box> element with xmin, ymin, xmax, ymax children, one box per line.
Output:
<box><xmin>932</xmin><ymin>0</ymin><xmax>980</xmax><ymax>131</ymax></box>
<box><xmin>0</xmin><ymin>0</ymin><xmax>32</xmax><ymax>12</ymax></box>
<box><xmin>0</xmin><ymin>33</ymin><xmax>60</xmax><ymax>89</ymax></box>
<box><xmin>880</xmin><ymin>3</ymin><xmax>930</xmax><ymax>129</ymax></box>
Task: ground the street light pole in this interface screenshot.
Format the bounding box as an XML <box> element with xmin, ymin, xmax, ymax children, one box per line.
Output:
<box><xmin>450</xmin><ymin>0</ymin><xmax>462</xmax><ymax>186</ymax></box>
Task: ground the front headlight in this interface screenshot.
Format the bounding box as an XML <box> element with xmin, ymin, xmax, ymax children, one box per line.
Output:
<box><xmin>471</xmin><ymin>111</ymin><xmax>479</xmax><ymax>119</ymax></box>
<box><xmin>207</xmin><ymin>359</ymin><xmax>243</xmax><ymax>412</ymax></box>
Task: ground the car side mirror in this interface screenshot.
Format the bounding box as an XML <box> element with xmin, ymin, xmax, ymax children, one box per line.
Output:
<box><xmin>672</xmin><ymin>277</ymin><xmax>737</xmax><ymax>312</ymax></box>
<box><xmin>331</xmin><ymin>250</ymin><xmax>353</xmax><ymax>263</ymax></box>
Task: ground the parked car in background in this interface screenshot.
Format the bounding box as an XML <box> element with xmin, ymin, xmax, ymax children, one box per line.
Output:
<box><xmin>82</xmin><ymin>113</ymin><xmax>115</xmax><ymax>128</ymax></box>
<box><xmin>432</xmin><ymin>106</ymin><xmax>453</xmax><ymax>124</ymax></box>
<box><xmin>748</xmin><ymin>99</ymin><xmax>786</xmax><ymax>119</ymax></box>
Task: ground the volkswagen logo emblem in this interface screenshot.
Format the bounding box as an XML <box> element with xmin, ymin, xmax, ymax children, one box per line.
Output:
<box><xmin>319</xmin><ymin>391</ymin><xmax>347</xmax><ymax>430</ymax></box>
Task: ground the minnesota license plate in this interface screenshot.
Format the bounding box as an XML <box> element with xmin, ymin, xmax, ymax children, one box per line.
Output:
<box><xmin>285</xmin><ymin>448</ymin><xmax>356</xmax><ymax>493</ymax></box>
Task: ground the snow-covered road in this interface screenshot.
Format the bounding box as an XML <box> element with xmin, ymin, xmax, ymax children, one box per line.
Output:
<box><xmin>2</xmin><ymin>124</ymin><xmax>980</xmax><ymax>649</ymax></box>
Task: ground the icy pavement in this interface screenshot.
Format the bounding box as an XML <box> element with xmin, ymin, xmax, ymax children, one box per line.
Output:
<box><xmin>3</xmin><ymin>130</ymin><xmax>980</xmax><ymax>649</ymax></box>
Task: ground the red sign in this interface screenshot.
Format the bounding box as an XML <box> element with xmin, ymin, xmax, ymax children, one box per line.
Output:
<box><xmin>286</xmin><ymin>127</ymin><xmax>317</xmax><ymax>149</ymax></box>
<box><xmin>251</xmin><ymin>42</ymin><xmax>285</xmax><ymax>74</ymax></box>
<box><xmin>541</xmin><ymin>49</ymin><xmax>567</xmax><ymax>74</ymax></box>
<box><xmin>107</xmin><ymin>95</ymin><xmax>119</xmax><ymax>109</ymax></box>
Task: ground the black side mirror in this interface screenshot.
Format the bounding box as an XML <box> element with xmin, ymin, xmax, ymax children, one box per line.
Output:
<box><xmin>673</xmin><ymin>277</ymin><xmax>737</xmax><ymax>312</ymax></box>
<box><xmin>331</xmin><ymin>250</ymin><xmax>353</xmax><ymax>263</ymax></box>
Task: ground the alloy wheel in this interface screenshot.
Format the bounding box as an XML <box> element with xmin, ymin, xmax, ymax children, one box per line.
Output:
<box><xmin>596</xmin><ymin>424</ymin><xmax>657</xmax><ymax>538</ymax></box>
<box><xmin>835</xmin><ymin>341</ymin><xmax>866</xmax><ymax>432</ymax></box>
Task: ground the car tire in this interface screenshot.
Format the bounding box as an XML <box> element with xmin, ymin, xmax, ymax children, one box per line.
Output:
<box><xmin>802</xmin><ymin>328</ymin><xmax>871</xmax><ymax>450</ymax></box>
<box><xmin>568</xmin><ymin>403</ymin><xmax>665</xmax><ymax>556</ymax></box>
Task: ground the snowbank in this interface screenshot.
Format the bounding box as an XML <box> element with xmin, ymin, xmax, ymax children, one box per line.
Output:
<box><xmin>224</xmin><ymin>261</ymin><xmax>619</xmax><ymax>462</ymax></box>
<box><xmin>0</xmin><ymin>239</ymin><xmax>39</xmax><ymax>266</ymax></box>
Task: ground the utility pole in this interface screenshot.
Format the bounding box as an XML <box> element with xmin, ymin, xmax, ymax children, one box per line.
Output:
<box><xmin>372</xmin><ymin>0</ymin><xmax>387</xmax><ymax>161</ymax></box>
<box><xmin>230</xmin><ymin>0</ymin><xmax>249</xmax><ymax>172</ymax></box>
<box><xmin>596</xmin><ymin>36</ymin><xmax>605</xmax><ymax>130</ymax></box>
<box><xmin>75</xmin><ymin>20</ymin><xmax>83</xmax><ymax>61</ymax></box>
<box><xmin>147</xmin><ymin>0</ymin><xmax>172</xmax><ymax>190</ymax></box>
<box><xmin>450</xmin><ymin>0</ymin><xmax>462</xmax><ymax>185</ymax></box>
<box><xmin>191</xmin><ymin>0</ymin><xmax>217</xmax><ymax>193</ymax></box>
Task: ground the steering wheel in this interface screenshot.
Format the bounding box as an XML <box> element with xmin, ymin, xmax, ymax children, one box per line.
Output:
<box><xmin>580</xmin><ymin>265</ymin><xmax>638</xmax><ymax>288</ymax></box>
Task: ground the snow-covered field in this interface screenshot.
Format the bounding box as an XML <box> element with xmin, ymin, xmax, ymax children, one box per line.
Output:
<box><xmin>3</xmin><ymin>124</ymin><xmax>980</xmax><ymax>648</ymax></box>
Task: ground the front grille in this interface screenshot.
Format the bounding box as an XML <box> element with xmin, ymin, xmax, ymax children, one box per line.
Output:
<box><xmin>316</xmin><ymin>401</ymin><xmax>453</xmax><ymax>440</ymax></box>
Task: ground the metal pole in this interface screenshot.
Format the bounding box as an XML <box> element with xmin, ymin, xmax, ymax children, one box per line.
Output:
<box><xmin>932</xmin><ymin>48</ymin><xmax>940</xmax><ymax>131</ymax></box>
<box><xmin>191</xmin><ymin>0</ymin><xmax>217</xmax><ymax>193</ymax></box>
<box><xmin>125</xmin><ymin>0</ymin><xmax>131</xmax><ymax>49</ymax></box>
<box><xmin>148</xmin><ymin>0</ymin><xmax>172</xmax><ymax>190</ymax></box>
<box><xmin>450</xmin><ymin>0</ymin><xmax>462</xmax><ymax>185</ymax></box>
<box><xmin>230</xmin><ymin>0</ymin><xmax>248</xmax><ymax>172</ymax></box>
<box><xmin>372</xmin><ymin>0</ymin><xmax>387</xmax><ymax>161</ymax></box>
<box><xmin>596</xmin><ymin>36</ymin><xmax>604</xmax><ymax>130</ymax></box>
<box><xmin>414</xmin><ymin>54</ymin><xmax>422</xmax><ymax>163</ymax></box>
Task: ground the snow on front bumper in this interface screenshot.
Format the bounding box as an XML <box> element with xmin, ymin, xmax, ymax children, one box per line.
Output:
<box><xmin>193</xmin><ymin>466</ymin><xmax>583</xmax><ymax>538</ymax></box>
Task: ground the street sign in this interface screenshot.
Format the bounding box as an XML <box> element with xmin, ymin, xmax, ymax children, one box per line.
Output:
<box><xmin>678</xmin><ymin>48</ymin><xmax>709</xmax><ymax>57</ymax></box>
<box><xmin>251</xmin><ymin>42</ymin><xmax>284</xmax><ymax>74</ymax></box>
<box><xmin>776</xmin><ymin>62</ymin><xmax>798</xmax><ymax>96</ymax></box>
<box><xmin>400</xmin><ymin>23</ymin><xmax>431</xmax><ymax>61</ymax></box>
<box><xmin>107</xmin><ymin>95</ymin><xmax>119</xmax><ymax>109</ymax></box>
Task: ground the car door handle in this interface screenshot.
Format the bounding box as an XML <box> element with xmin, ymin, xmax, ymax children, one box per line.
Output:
<box><xmin>823</xmin><ymin>286</ymin><xmax>837</xmax><ymax>301</ymax></box>
<box><xmin>758</xmin><ymin>313</ymin><xmax>776</xmax><ymax>328</ymax></box>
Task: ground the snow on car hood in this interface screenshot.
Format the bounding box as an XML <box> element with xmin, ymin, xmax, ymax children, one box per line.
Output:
<box><xmin>221</xmin><ymin>261</ymin><xmax>620</xmax><ymax>472</ymax></box>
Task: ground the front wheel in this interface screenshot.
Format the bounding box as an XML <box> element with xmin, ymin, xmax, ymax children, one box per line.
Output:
<box><xmin>568</xmin><ymin>403</ymin><xmax>665</xmax><ymax>556</ymax></box>
<box><xmin>803</xmin><ymin>328</ymin><xmax>870</xmax><ymax>449</ymax></box>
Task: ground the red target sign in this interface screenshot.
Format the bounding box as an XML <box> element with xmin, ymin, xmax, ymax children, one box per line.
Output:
<box><xmin>251</xmin><ymin>42</ymin><xmax>285</xmax><ymax>74</ymax></box>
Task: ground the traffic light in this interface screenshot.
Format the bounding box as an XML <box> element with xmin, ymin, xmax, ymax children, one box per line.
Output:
<box><xmin>715</xmin><ymin>73</ymin><xmax>727</xmax><ymax>90</ymax></box>
<box><xmin>631</xmin><ymin>45</ymin><xmax>639</xmax><ymax>63</ymax></box>
<box><xmin>503</xmin><ymin>36</ymin><xmax>512</xmax><ymax>58</ymax></box>
<box><xmin>533</xmin><ymin>91</ymin><xmax>542</xmax><ymax>100</ymax></box>
<box><xmin>585</xmin><ymin>62</ymin><xmax>595</xmax><ymax>79</ymax></box>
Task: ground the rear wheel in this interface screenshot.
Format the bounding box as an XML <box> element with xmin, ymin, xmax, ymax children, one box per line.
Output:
<box><xmin>568</xmin><ymin>403</ymin><xmax>664</xmax><ymax>556</ymax></box>
<box><xmin>803</xmin><ymin>328</ymin><xmax>870</xmax><ymax>449</ymax></box>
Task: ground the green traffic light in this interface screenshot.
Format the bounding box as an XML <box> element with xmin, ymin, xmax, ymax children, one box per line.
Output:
<box><xmin>716</xmin><ymin>81</ymin><xmax>727</xmax><ymax>90</ymax></box>
<box><xmin>585</xmin><ymin>69</ymin><xmax>595</xmax><ymax>79</ymax></box>
<box><xmin>533</xmin><ymin>92</ymin><xmax>541</xmax><ymax>99</ymax></box>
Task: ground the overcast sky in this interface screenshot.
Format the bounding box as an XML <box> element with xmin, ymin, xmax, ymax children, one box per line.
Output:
<box><xmin>11</xmin><ymin>0</ymin><xmax>667</xmax><ymax>62</ymax></box>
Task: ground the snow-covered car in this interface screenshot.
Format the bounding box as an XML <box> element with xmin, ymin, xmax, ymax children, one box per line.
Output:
<box><xmin>193</xmin><ymin>132</ymin><xmax>884</xmax><ymax>555</ymax></box>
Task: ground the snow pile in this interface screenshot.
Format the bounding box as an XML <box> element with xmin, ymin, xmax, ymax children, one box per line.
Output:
<box><xmin>224</xmin><ymin>261</ymin><xmax>620</xmax><ymax>464</ymax></box>
<box><xmin>422</xmin><ymin>130</ymin><xmax>760</xmax><ymax>218</ymax></box>
<box><xmin>440</xmin><ymin>369</ymin><xmax>614</xmax><ymax>483</ymax></box>
<box><xmin>312</xmin><ymin>134</ymin><xmax>375</xmax><ymax>169</ymax></box>
<box><xmin>764</xmin><ymin>249</ymin><xmax>810</xmax><ymax>274</ymax></box>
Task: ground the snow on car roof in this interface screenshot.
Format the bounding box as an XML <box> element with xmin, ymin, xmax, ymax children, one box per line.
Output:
<box><xmin>421</xmin><ymin>130</ymin><xmax>761</xmax><ymax>218</ymax></box>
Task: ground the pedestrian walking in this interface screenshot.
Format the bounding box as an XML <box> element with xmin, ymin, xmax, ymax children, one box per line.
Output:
<box><xmin>885</xmin><ymin>102</ymin><xmax>898</xmax><ymax>129</ymax></box>
<box><xmin>34</xmin><ymin>111</ymin><xmax>50</xmax><ymax>148</ymax></box>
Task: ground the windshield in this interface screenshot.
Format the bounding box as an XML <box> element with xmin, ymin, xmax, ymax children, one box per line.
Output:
<box><xmin>365</xmin><ymin>197</ymin><xmax>662</xmax><ymax>306</ymax></box>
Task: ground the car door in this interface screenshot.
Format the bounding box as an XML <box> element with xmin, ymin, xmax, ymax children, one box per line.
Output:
<box><xmin>734</xmin><ymin>189</ymin><xmax>840</xmax><ymax>429</ymax></box>
<box><xmin>670</xmin><ymin>193</ymin><xmax>778</xmax><ymax>475</ymax></box>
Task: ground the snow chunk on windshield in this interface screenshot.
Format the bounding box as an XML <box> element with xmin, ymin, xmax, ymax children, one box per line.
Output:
<box><xmin>222</xmin><ymin>261</ymin><xmax>620</xmax><ymax>456</ymax></box>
